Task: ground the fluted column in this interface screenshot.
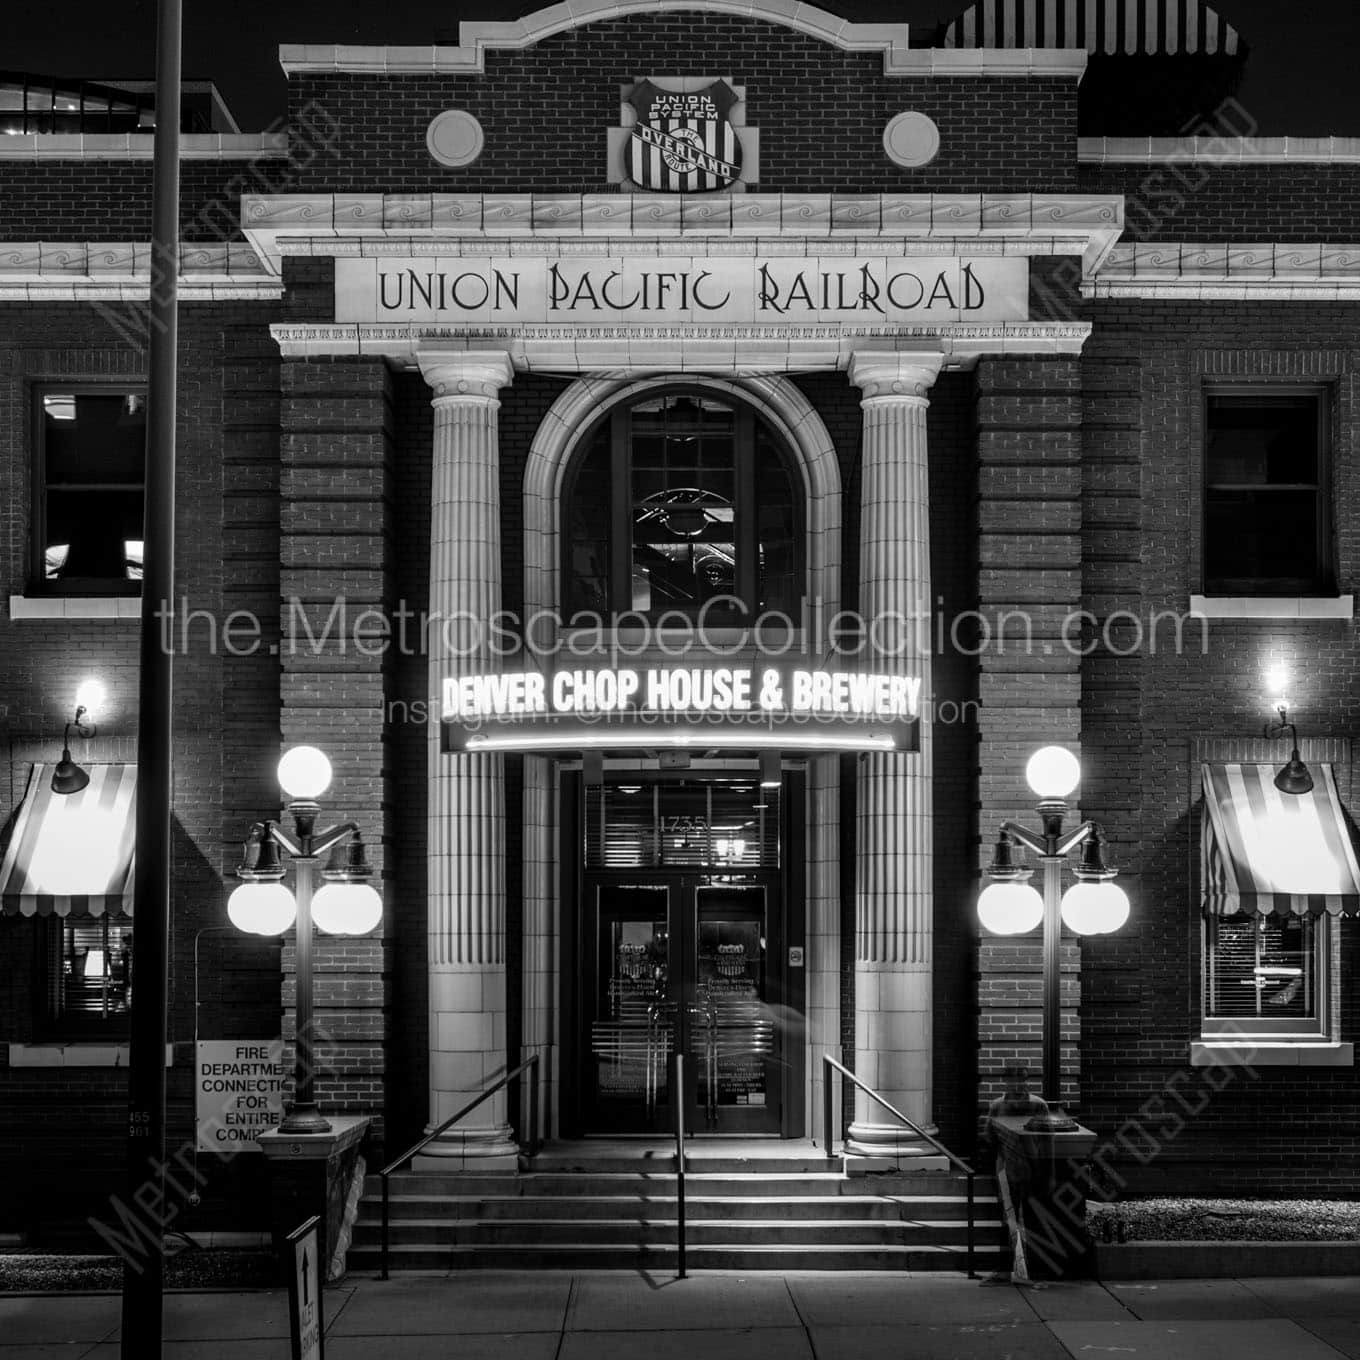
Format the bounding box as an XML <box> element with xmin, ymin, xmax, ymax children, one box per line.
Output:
<box><xmin>418</xmin><ymin>351</ymin><xmax>516</xmax><ymax>1166</ymax></box>
<box><xmin>846</xmin><ymin>351</ymin><xmax>945</xmax><ymax>1160</ymax></box>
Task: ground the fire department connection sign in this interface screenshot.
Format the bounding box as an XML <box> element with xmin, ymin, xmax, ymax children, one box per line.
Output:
<box><xmin>441</xmin><ymin>664</ymin><xmax>921</xmax><ymax>753</ymax></box>
<box><xmin>196</xmin><ymin>1040</ymin><xmax>285</xmax><ymax>1152</ymax></box>
<box><xmin>334</xmin><ymin>256</ymin><xmax>1028</xmax><ymax>325</ymax></box>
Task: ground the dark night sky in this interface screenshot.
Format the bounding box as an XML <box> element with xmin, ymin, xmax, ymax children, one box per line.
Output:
<box><xmin>4</xmin><ymin>0</ymin><xmax>1359</xmax><ymax>134</ymax></box>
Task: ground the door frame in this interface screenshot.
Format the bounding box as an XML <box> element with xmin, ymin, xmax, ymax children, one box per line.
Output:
<box><xmin>559</xmin><ymin>768</ymin><xmax>805</xmax><ymax>1138</ymax></box>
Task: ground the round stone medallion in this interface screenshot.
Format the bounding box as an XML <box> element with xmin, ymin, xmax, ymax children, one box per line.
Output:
<box><xmin>883</xmin><ymin>111</ymin><xmax>941</xmax><ymax>169</ymax></box>
<box><xmin>426</xmin><ymin>109</ymin><xmax>485</xmax><ymax>168</ymax></box>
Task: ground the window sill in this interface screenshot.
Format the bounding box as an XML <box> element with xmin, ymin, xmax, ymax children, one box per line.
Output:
<box><xmin>8</xmin><ymin>1042</ymin><xmax>172</xmax><ymax>1068</ymax></box>
<box><xmin>9</xmin><ymin>595</ymin><xmax>140</xmax><ymax>620</ymax></box>
<box><xmin>1191</xmin><ymin>1041</ymin><xmax>1353</xmax><ymax>1067</ymax></box>
<box><xmin>1189</xmin><ymin>595</ymin><xmax>1354</xmax><ymax>620</ymax></box>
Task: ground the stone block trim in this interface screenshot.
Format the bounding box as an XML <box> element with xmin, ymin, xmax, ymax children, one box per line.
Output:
<box><xmin>973</xmin><ymin>355</ymin><xmax>1084</xmax><ymax>1111</ymax></box>
<box><xmin>278</xmin><ymin>357</ymin><xmax>394</xmax><ymax>1127</ymax></box>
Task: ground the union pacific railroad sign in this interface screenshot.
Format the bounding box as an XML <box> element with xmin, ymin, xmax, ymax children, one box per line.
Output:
<box><xmin>627</xmin><ymin>80</ymin><xmax>742</xmax><ymax>192</ymax></box>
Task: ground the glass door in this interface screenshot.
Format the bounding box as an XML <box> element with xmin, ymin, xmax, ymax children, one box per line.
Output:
<box><xmin>585</xmin><ymin>884</ymin><xmax>675</xmax><ymax>1133</ymax></box>
<box><xmin>581</xmin><ymin>875</ymin><xmax>783</xmax><ymax>1135</ymax></box>
<box><xmin>690</xmin><ymin>883</ymin><xmax>780</xmax><ymax>1134</ymax></box>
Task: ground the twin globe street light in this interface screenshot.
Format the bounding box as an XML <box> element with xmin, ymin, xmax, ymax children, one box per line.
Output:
<box><xmin>977</xmin><ymin>745</ymin><xmax>1129</xmax><ymax>1112</ymax></box>
<box><xmin>227</xmin><ymin>745</ymin><xmax>381</xmax><ymax>1134</ymax></box>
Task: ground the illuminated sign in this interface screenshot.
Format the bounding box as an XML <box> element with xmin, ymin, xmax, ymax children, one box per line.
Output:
<box><xmin>440</xmin><ymin>664</ymin><xmax>921</xmax><ymax>754</ymax></box>
<box><xmin>334</xmin><ymin>255</ymin><xmax>1028</xmax><ymax>325</ymax></box>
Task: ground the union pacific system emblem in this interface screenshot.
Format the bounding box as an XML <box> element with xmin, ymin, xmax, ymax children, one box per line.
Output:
<box><xmin>626</xmin><ymin>80</ymin><xmax>743</xmax><ymax>193</ymax></box>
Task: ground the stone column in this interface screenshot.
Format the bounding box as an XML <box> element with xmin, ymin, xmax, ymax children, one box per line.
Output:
<box><xmin>418</xmin><ymin>351</ymin><xmax>516</xmax><ymax>1167</ymax></box>
<box><xmin>846</xmin><ymin>351</ymin><xmax>945</xmax><ymax>1161</ymax></box>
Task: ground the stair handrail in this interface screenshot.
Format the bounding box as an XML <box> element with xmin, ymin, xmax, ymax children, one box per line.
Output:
<box><xmin>673</xmin><ymin>1051</ymin><xmax>686</xmax><ymax>1279</ymax></box>
<box><xmin>821</xmin><ymin>1052</ymin><xmax>978</xmax><ymax>1278</ymax></box>
<box><xmin>379</xmin><ymin>1052</ymin><xmax>541</xmax><ymax>1280</ymax></box>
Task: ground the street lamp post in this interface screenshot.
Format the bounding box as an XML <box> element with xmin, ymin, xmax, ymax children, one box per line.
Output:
<box><xmin>978</xmin><ymin>746</ymin><xmax>1129</xmax><ymax>1116</ymax></box>
<box><xmin>228</xmin><ymin>746</ymin><xmax>382</xmax><ymax>1135</ymax></box>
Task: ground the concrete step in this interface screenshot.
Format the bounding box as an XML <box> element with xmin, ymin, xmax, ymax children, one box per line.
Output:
<box><xmin>348</xmin><ymin>1242</ymin><xmax>1007</xmax><ymax>1272</ymax></box>
<box><xmin>355</xmin><ymin>1217</ymin><xmax>1001</xmax><ymax>1247</ymax></box>
<box><xmin>365</xmin><ymin>1193</ymin><xmax>995</xmax><ymax>1223</ymax></box>
<box><xmin>367</xmin><ymin>1172</ymin><xmax>989</xmax><ymax>1199</ymax></box>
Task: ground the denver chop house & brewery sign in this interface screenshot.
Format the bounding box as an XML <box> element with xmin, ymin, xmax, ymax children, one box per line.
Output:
<box><xmin>334</xmin><ymin>255</ymin><xmax>1027</xmax><ymax>325</ymax></box>
<box><xmin>441</xmin><ymin>663</ymin><xmax>922</xmax><ymax>753</ymax></box>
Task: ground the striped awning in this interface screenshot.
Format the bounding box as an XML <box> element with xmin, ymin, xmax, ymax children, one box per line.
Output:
<box><xmin>0</xmin><ymin>764</ymin><xmax>137</xmax><ymax>917</ymax></box>
<box><xmin>944</xmin><ymin>0</ymin><xmax>1243</xmax><ymax>55</ymax></box>
<box><xmin>1201</xmin><ymin>763</ymin><xmax>1360</xmax><ymax>918</ymax></box>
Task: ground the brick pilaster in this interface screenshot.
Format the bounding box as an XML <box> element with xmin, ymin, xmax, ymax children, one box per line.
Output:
<box><xmin>278</xmin><ymin>358</ymin><xmax>393</xmax><ymax>1134</ymax></box>
<box><xmin>974</xmin><ymin>357</ymin><xmax>1084</xmax><ymax>1111</ymax></box>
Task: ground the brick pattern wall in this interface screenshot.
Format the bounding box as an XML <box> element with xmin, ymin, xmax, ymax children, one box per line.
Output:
<box><xmin>286</xmin><ymin>17</ymin><xmax>1076</xmax><ymax>197</ymax></box>
<box><xmin>278</xmin><ymin>358</ymin><xmax>393</xmax><ymax>1132</ymax></box>
<box><xmin>1078</xmin><ymin>311</ymin><xmax>1360</xmax><ymax>1196</ymax></box>
<box><xmin>973</xmin><ymin>357</ymin><xmax>1084</xmax><ymax>1112</ymax></box>
<box><xmin>1079</xmin><ymin>163</ymin><xmax>1360</xmax><ymax>244</ymax></box>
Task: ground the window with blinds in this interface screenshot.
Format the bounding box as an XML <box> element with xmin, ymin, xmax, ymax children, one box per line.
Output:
<box><xmin>585</xmin><ymin>779</ymin><xmax>780</xmax><ymax>869</ymax></box>
<box><xmin>1203</xmin><ymin>913</ymin><xmax>1326</xmax><ymax>1038</ymax></box>
<box><xmin>37</xmin><ymin>916</ymin><xmax>133</xmax><ymax>1035</ymax></box>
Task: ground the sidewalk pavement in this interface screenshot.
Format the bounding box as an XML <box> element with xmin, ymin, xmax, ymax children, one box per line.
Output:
<box><xmin>6</xmin><ymin>1271</ymin><xmax>1360</xmax><ymax>1359</ymax></box>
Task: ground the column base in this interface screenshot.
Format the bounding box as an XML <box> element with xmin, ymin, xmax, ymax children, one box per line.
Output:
<box><xmin>412</xmin><ymin>1122</ymin><xmax>519</xmax><ymax>1172</ymax></box>
<box><xmin>845</xmin><ymin>1119</ymin><xmax>949</xmax><ymax>1168</ymax></box>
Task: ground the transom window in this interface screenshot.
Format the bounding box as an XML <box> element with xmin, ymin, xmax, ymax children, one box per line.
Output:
<box><xmin>564</xmin><ymin>391</ymin><xmax>802</xmax><ymax>620</ymax></box>
<box><xmin>34</xmin><ymin>387</ymin><xmax>146</xmax><ymax>594</ymax></box>
<box><xmin>1203</xmin><ymin>387</ymin><xmax>1331</xmax><ymax>596</ymax></box>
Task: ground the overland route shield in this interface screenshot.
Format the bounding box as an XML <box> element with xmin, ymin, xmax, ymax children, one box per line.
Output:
<box><xmin>627</xmin><ymin>80</ymin><xmax>743</xmax><ymax>192</ymax></box>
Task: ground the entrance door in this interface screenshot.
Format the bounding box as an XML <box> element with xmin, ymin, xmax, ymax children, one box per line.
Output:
<box><xmin>582</xmin><ymin>874</ymin><xmax>783</xmax><ymax>1135</ymax></box>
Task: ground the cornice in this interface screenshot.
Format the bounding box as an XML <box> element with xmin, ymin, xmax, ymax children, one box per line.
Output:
<box><xmin>0</xmin><ymin>242</ymin><xmax>281</xmax><ymax>301</ymax></box>
<box><xmin>1085</xmin><ymin>242</ymin><xmax>1360</xmax><ymax>300</ymax></box>
<box><xmin>0</xmin><ymin>133</ymin><xmax>291</xmax><ymax>162</ymax></box>
<box><xmin>267</xmin><ymin>320</ymin><xmax>1094</xmax><ymax>370</ymax></box>
<box><xmin>1079</xmin><ymin>137</ymin><xmax>1360</xmax><ymax>166</ymax></box>
<box><xmin>241</xmin><ymin>191</ymin><xmax>1125</xmax><ymax>277</ymax></box>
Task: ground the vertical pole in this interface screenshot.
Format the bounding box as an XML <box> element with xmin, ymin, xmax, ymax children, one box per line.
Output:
<box><xmin>966</xmin><ymin>1172</ymin><xmax>976</xmax><ymax>1279</ymax></box>
<box><xmin>282</xmin><ymin>852</ymin><xmax>330</xmax><ymax>1134</ymax></box>
<box><xmin>675</xmin><ymin>1052</ymin><xmax>686</xmax><ymax>1280</ymax></box>
<box><xmin>1041</xmin><ymin>856</ymin><xmax>1063</xmax><ymax>1107</ymax></box>
<box><xmin>380</xmin><ymin>1176</ymin><xmax>390</xmax><ymax>1282</ymax></box>
<box><xmin>121</xmin><ymin>0</ymin><xmax>180</xmax><ymax>1350</ymax></box>
<box><xmin>823</xmin><ymin>1055</ymin><xmax>835</xmax><ymax>1160</ymax></box>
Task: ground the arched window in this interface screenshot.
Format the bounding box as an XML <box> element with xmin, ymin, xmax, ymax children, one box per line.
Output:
<box><xmin>564</xmin><ymin>390</ymin><xmax>803</xmax><ymax>620</ymax></box>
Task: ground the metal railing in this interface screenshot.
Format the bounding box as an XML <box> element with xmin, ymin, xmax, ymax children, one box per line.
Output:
<box><xmin>378</xmin><ymin>1053</ymin><xmax>541</xmax><ymax>1279</ymax></box>
<box><xmin>821</xmin><ymin>1053</ymin><xmax>978</xmax><ymax>1278</ymax></box>
<box><xmin>673</xmin><ymin>1052</ymin><xmax>687</xmax><ymax>1278</ymax></box>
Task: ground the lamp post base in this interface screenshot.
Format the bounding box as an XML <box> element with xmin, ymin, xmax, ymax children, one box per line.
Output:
<box><xmin>278</xmin><ymin>1104</ymin><xmax>333</xmax><ymax>1136</ymax></box>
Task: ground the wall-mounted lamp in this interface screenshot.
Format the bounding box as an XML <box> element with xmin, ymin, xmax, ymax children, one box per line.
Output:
<box><xmin>51</xmin><ymin>703</ymin><xmax>97</xmax><ymax>795</ymax></box>
<box><xmin>1267</xmin><ymin>704</ymin><xmax>1313</xmax><ymax>796</ymax></box>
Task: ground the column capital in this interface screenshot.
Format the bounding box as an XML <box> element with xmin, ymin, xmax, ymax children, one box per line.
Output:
<box><xmin>418</xmin><ymin>350</ymin><xmax>515</xmax><ymax>404</ymax></box>
<box><xmin>848</xmin><ymin>351</ymin><xmax>945</xmax><ymax>403</ymax></box>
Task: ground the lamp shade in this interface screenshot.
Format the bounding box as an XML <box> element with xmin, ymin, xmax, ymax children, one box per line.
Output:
<box><xmin>277</xmin><ymin>745</ymin><xmax>332</xmax><ymax>801</ymax></box>
<box><xmin>227</xmin><ymin>881</ymin><xmax>297</xmax><ymax>935</ymax></box>
<box><xmin>311</xmin><ymin>882</ymin><xmax>382</xmax><ymax>935</ymax></box>
<box><xmin>1025</xmin><ymin>745</ymin><xmax>1081</xmax><ymax>800</ymax></box>
<box><xmin>1060</xmin><ymin>879</ymin><xmax>1130</xmax><ymax>935</ymax></box>
<box><xmin>51</xmin><ymin>750</ymin><xmax>90</xmax><ymax>795</ymax></box>
<box><xmin>1274</xmin><ymin>752</ymin><xmax>1314</xmax><ymax>796</ymax></box>
<box><xmin>977</xmin><ymin>880</ymin><xmax>1044</xmax><ymax>935</ymax></box>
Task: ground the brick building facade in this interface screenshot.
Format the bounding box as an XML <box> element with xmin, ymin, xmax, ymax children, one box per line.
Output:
<box><xmin>2</xmin><ymin>0</ymin><xmax>1359</xmax><ymax>1245</ymax></box>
